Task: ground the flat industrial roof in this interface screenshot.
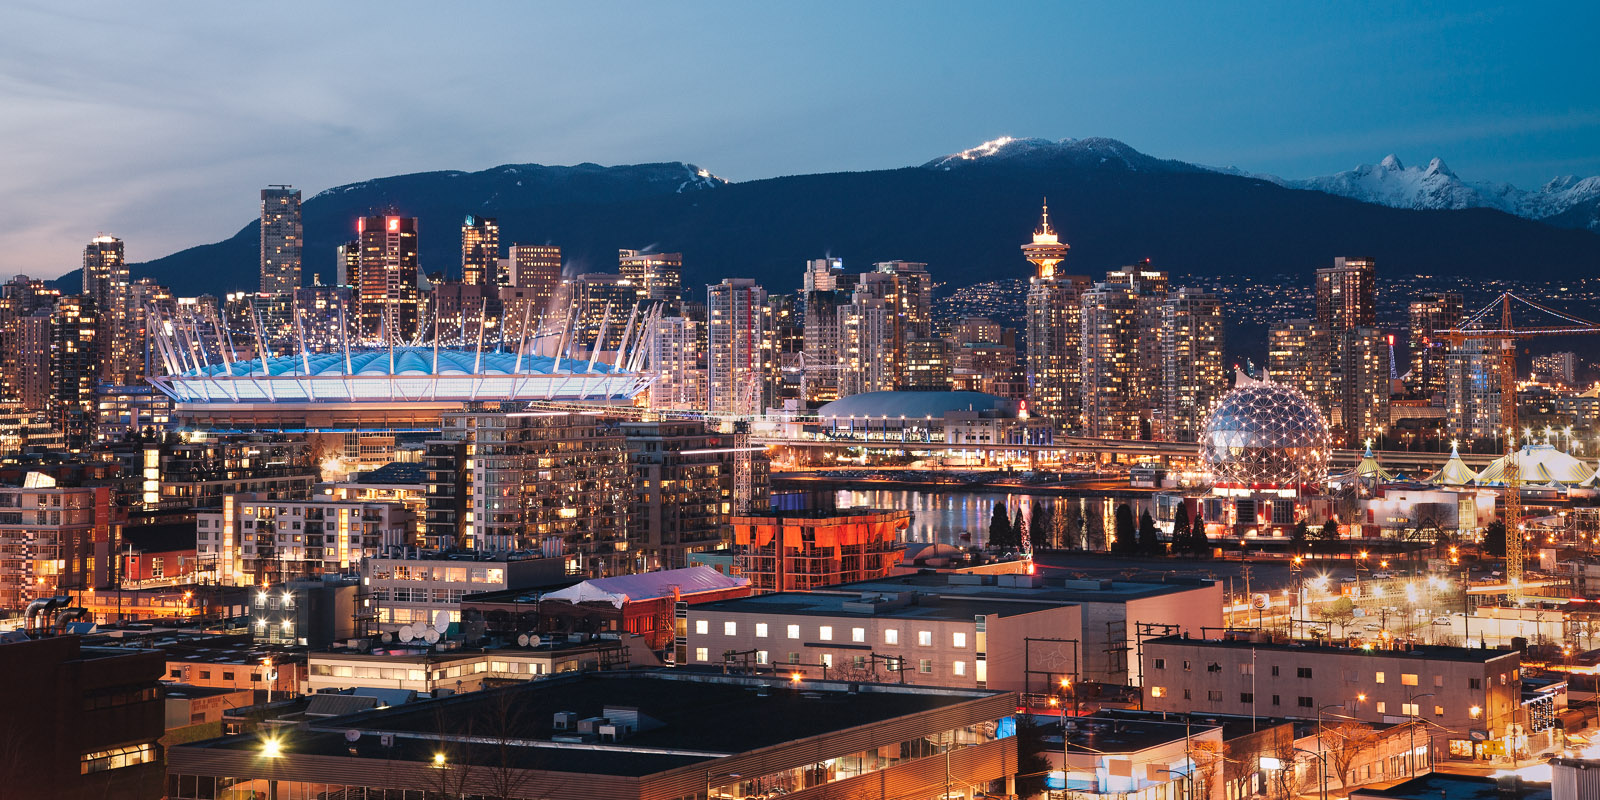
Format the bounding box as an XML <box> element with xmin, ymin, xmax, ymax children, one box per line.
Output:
<box><xmin>1144</xmin><ymin>635</ymin><xmax>1520</xmax><ymax>664</ymax></box>
<box><xmin>695</xmin><ymin>591</ymin><xmax>1073</xmax><ymax>621</ymax></box>
<box><xmin>183</xmin><ymin>671</ymin><xmax>1003</xmax><ymax>777</ymax></box>
<box><xmin>836</xmin><ymin>572</ymin><xmax>1217</xmax><ymax>604</ymax></box>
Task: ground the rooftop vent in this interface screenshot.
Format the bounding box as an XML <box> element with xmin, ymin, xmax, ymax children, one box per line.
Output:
<box><xmin>552</xmin><ymin>711</ymin><xmax>577</xmax><ymax>731</ymax></box>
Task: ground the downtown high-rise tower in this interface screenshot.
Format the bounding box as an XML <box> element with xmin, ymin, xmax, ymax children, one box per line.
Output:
<box><xmin>260</xmin><ymin>185</ymin><xmax>303</xmax><ymax>294</ymax></box>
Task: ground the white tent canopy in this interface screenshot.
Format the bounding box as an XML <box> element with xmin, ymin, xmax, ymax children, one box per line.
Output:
<box><xmin>541</xmin><ymin>566</ymin><xmax>748</xmax><ymax>609</ymax></box>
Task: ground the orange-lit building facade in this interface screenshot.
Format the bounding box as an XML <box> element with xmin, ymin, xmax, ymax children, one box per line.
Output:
<box><xmin>732</xmin><ymin>508</ymin><xmax>909</xmax><ymax>593</ymax></box>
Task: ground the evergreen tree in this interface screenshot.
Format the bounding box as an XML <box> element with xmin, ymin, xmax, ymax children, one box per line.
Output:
<box><xmin>1319</xmin><ymin>518</ymin><xmax>1341</xmax><ymax>540</ymax></box>
<box><xmin>1139</xmin><ymin>510</ymin><xmax>1165</xmax><ymax>556</ymax></box>
<box><xmin>1172</xmin><ymin>504</ymin><xmax>1192</xmax><ymax>555</ymax></box>
<box><xmin>1030</xmin><ymin>504</ymin><xmax>1053</xmax><ymax>550</ymax></box>
<box><xmin>1013</xmin><ymin>509</ymin><xmax>1028</xmax><ymax>551</ymax></box>
<box><xmin>1483</xmin><ymin>519</ymin><xmax>1508</xmax><ymax>558</ymax></box>
<box><xmin>1188</xmin><ymin>511</ymin><xmax>1207</xmax><ymax>555</ymax></box>
<box><xmin>1292</xmin><ymin>519</ymin><xmax>1310</xmax><ymax>543</ymax></box>
<box><xmin>988</xmin><ymin>504</ymin><xmax>1013</xmax><ymax>549</ymax></box>
<box><xmin>1112</xmin><ymin>504</ymin><xmax>1139</xmax><ymax>554</ymax></box>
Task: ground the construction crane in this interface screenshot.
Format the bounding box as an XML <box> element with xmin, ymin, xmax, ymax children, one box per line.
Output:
<box><xmin>1441</xmin><ymin>292</ymin><xmax>1600</xmax><ymax>601</ymax></box>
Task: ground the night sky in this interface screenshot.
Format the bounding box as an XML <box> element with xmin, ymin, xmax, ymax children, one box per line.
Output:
<box><xmin>3</xmin><ymin>1</ymin><xmax>1597</xmax><ymax>275</ymax></box>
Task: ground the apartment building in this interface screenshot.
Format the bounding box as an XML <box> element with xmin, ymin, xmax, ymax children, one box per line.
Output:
<box><xmin>361</xmin><ymin>550</ymin><xmax>565</xmax><ymax>632</ymax></box>
<box><xmin>197</xmin><ymin>493</ymin><xmax>413</xmax><ymax>587</ymax></box>
<box><xmin>1142</xmin><ymin>634</ymin><xmax>1522</xmax><ymax>760</ymax></box>
<box><xmin>684</xmin><ymin>587</ymin><xmax>1082</xmax><ymax>691</ymax></box>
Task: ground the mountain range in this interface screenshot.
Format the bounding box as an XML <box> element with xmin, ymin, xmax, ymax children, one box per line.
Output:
<box><xmin>59</xmin><ymin>137</ymin><xmax>1600</xmax><ymax>300</ymax></box>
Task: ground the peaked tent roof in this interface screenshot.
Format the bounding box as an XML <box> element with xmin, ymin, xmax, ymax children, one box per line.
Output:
<box><xmin>1476</xmin><ymin>442</ymin><xmax>1595</xmax><ymax>487</ymax></box>
<box><xmin>1429</xmin><ymin>443</ymin><xmax>1481</xmax><ymax>486</ymax></box>
<box><xmin>541</xmin><ymin>566</ymin><xmax>749</xmax><ymax>609</ymax></box>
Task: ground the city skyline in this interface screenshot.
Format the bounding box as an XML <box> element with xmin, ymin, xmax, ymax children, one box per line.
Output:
<box><xmin>4</xmin><ymin>2</ymin><xmax>1600</xmax><ymax>274</ymax></box>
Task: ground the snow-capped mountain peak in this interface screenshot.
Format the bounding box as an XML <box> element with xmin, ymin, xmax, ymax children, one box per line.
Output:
<box><xmin>1379</xmin><ymin>154</ymin><xmax>1404</xmax><ymax>171</ymax></box>
<box><xmin>923</xmin><ymin>136</ymin><xmax>1199</xmax><ymax>173</ymax></box>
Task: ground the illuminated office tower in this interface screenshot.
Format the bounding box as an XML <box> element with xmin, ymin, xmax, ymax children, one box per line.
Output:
<box><xmin>800</xmin><ymin>287</ymin><xmax>850</xmax><ymax>404</ymax></box>
<box><xmin>838</xmin><ymin>272</ymin><xmax>898</xmax><ymax>397</ymax></box>
<box><xmin>1105</xmin><ymin>264</ymin><xmax>1170</xmax><ymax>419</ymax></box>
<box><xmin>803</xmin><ymin>257</ymin><xmax>845</xmax><ymax>293</ymax></box>
<box><xmin>1267</xmin><ymin>318</ymin><xmax>1335</xmax><ymax>418</ymax></box>
<box><xmin>336</xmin><ymin>240</ymin><xmax>360</xmax><ymax>288</ymax></box>
<box><xmin>901</xmin><ymin>338</ymin><xmax>953</xmax><ymax>391</ymax></box>
<box><xmin>260</xmin><ymin>185</ymin><xmax>303</xmax><ymax>294</ymax></box>
<box><xmin>646</xmin><ymin>316</ymin><xmax>706</xmax><ymax>411</ymax></box>
<box><xmin>355</xmin><ymin>215</ymin><xmax>420</xmax><ymax>343</ymax></box>
<box><xmin>1022</xmin><ymin>202</ymin><xmax>1087</xmax><ymax>430</ymax></box>
<box><xmin>1315</xmin><ymin>257</ymin><xmax>1377</xmax><ymax>332</ymax></box>
<box><xmin>126</xmin><ymin>278</ymin><xmax>174</xmax><ymax>381</ymax></box>
<box><xmin>507</xmin><ymin>244</ymin><xmax>561</xmax><ymax>301</ymax></box>
<box><xmin>82</xmin><ymin>234</ymin><xmax>135</xmax><ymax>382</ymax></box>
<box><xmin>1408</xmin><ymin>291</ymin><xmax>1463</xmax><ymax>397</ymax></box>
<box><xmin>1157</xmin><ymin>288</ymin><xmax>1225</xmax><ymax>442</ymax></box>
<box><xmin>18</xmin><ymin>311</ymin><xmax>52</xmax><ymax>412</ymax></box>
<box><xmin>0</xmin><ymin>276</ymin><xmax>60</xmax><ymax>404</ymax></box>
<box><xmin>1079</xmin><ymin>280</ymin><xmax>1142</xmax><ymax>439</ymax></box>
<box><xmin>619</xmin><ymin>249</ymin><xmax>683</xmax><ymax>311</ymax></box>
<box><xmin>765</xmin><ymin>293</ymin><xmax>802</xmax><ymax>404</ymax></box>
<box><xmin>52</xmin><ymin>295</ymin><xmax>99</xmax><ymax>448</ymax></box>
<box><xmin>1446</xmin><ymin>338</ymin><xmax>1500</xmax><ymax>442</ymax></box>
<box><xmin>707</xmin><ymin>278</ymin><xmax>768</xmax><ymax>416</ymax></box>
<box><xmin>873</xmin><ymin>260</ymin><xmax>932</xmax><ymax>341</ymax></box>
<box><xmin>460</xmin><ymin>215</ymin><xmax>500</xmax><ymax>287</ymax></box>
<box><xmin>1341</xmin><ymin>327</ymin><xmax>1392</xmax><ymax>445</ymax></box>
<box><xmin>570</xmin><ymin>273</ymin><xmax>636</xmax><ymax>354</ymax></box>
<box><xmin>1533</xmin><ymin>352</ymin><xmax>1576</xmax><ymax>386</ymax></box>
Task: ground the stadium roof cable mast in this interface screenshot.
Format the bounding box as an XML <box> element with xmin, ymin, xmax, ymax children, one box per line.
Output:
<box><xmin>144</xmin><ymin>298</ymin><xmax>655</xmax><ymax>433</ymax></box>
<box><xmin>1442</xmin><ymin>292</ymin><xmax>1600</xmax><ymax>602</ymax></box>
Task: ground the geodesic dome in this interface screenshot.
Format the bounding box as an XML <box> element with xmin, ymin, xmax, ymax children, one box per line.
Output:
<box><xmin>1200</xmin><ymin>371</ymin><xmax>1330</xmax><ymax>492</ymax></box>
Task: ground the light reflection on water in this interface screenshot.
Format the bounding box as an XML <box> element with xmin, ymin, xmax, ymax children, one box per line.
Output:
<box><xmin>830</xmin><ymin>488</ymin><xmax>1154</xmax><ymax>549</ymax></box>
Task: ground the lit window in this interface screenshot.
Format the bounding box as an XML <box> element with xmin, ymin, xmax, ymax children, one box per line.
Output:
<box><xmin>819</xmin><ymin>626</ymin><xmax>833</xmax><ymax>641</ymax></box>
<box><xmin>1375</xmin><ymin>672</ymin><xmax>1385</xmax><ymax>684</ymax></box>
<box><xmin>724</xmin><ymin>621</ymin><xmax>737</xmax><ymax>636</ymax></box>
<box><xmin>918</xmin><ymin>631</ymin><xmax>932</xmax><ymax>647</ymax></box>
<box><xmin>756</xmin><ymin>650</ymin><xmax>769</xmax><ymax>664</ymax></box>
<box><xmin>852</xmin><ymin>627</ymin><xmax>865</xmax><ymax>643</ymax></box>
<box><xmin>885</xmin><ymin>629</ymin><xmax>899</xmax><ymax>645</ymax></box>
<box><xmin>1401</xmin><ymin>703</ymin><xmax>1419</xmax><ymax>716</ymax></box>
<box><xmin>953</xmin><ymin>632</ymin><xmax>967</xmax><ymax>648</ymax></box>
<box><xmin>1401</xmin><ymin>673</ymin><xmax>1418</xmax><ymax>686</ymax></box>
<box><xmin>787</xmin><ymin>624</ymin><xmax>800</xmax><ymax>639</ymax></box>
<box><xmin>1376</xmin><ymin>701</ymin><xmax>1387</xmax><ymax>713</ymax></box>
<box><xmin>755</xmin><ymin>623</ymin><xmax>768</xmax><ymax>638</ymax></box>
<box><xmin>953</xmin><ymin>661</ymin><xmax>967</xmax><ymax>676</ymax></box>
<box><xmin>1151</xmin><ymin>686</ymin><xmax>1166</xmax><ymax>698</ymax></box>
<box><xmin>919</xmin><ymin>659</ymin><xmax>932</xmax><ymax>674</ymax></box>
<box><xmin>694</xmin><ymin>620</ymin><xmax>708</xmax><ymax>635</ymax></box>
<box><xmin>695</xmin><ymin>648</ymin><xmax>708</xmax><ymax>662</ymax></box>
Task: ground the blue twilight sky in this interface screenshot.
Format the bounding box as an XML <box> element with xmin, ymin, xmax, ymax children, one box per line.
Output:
<box><xmin>2</xmin><ymin>0</ymin><xmax>1597</xmax><ymax>277</ymax></box>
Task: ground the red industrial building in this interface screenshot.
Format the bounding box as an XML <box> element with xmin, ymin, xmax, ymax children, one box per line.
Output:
<box><xmin>462</xmin><ymin>565</ymin><xmax>750</xmax><ymax>651</ymax></box>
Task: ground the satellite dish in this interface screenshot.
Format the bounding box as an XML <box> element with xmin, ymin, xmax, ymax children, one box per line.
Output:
<box><xmin>516</xmin><ymin>634</ymin><xmax>530</xmax><ymax>647</ymax></box>
<box><xmin>434</xmin><ymin>610</ymin><xmax>451</xmax><ymax>630</ymax></box>
<box><xmin>424</xmin><ymin>629</ymin><xmax>441</xmax><ymax>644</ymax></box>
<box><xmin>528</xmin><ymin>635</ymin><xmax>542</xmax><ymax>648</ymax></box>
<box><xmin>399</xmin><ymin>625</ymin><xmax>414</xmax><ymax>642</ymax></box>
<box><xmin>380</xmin><ymin>632</ymin><xmax>393</xmax><ymax>644</ymax></box>
<box><xmin>344</xmin><ymin>729</ymin><xmax>362</xmax><ymax>743</ymax></box>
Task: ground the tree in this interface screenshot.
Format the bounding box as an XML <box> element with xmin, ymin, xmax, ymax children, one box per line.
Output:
<box><xmin>1112</xmin><ymin>504</ymin><xmax>1139</xmax><ymax>554</ymax></box>
<box><xmin>1292</xmin><ymin>518</ymin><xmax>1309</xmax><ymax>543</ymax></box>
<box><xmin>1323</xmin><ymin>720</ymin><xmax>1381</xmax><ymax>789</ymax></box>
<box><xmin>1173</xmin><ymin>503</ymin><xmax>1192</xmax><ymax>550</ymax></box>
<box><xmin>1029</xmin><ymin>503</ymin><xmax>1052</xmax><ymax>550</ymax></box>
<box><xmin>1013</xmin><ymin>509</ymin><xmax>1029</xmax><ymax>552</ymax></box>
<box><xmin>1191</xmin><ymin>510</ymin><xmax>1208</xmax><ymax>555</ymax></box>
<box><xmin>988</xmin><ymin>504</ymin><xmax>1013</xmax><ymax>550</ymax></box>
<box><xmin>1012</xmin><ymin>715</ymin><xmax>1056</xmax><ymax>798</ymax></box>
<box><xmin>1139</xmin><ymin>511</ymin><xmax>1165</xmax><ymax>556</ymax></box>
<box><xmin>1483</xmin><ymin>519</ymin><xmax>1508</xmax><ymax>558</ymax></box>
<box><xmin>1319</xmin><ymin>518</ymin><xmax>1341</xmax><ymax>540</ymax></box>
<box><xmin>1316</xmin><ymin>596</ymin><xmax>1356</xmax><ymax>638</ymax></box>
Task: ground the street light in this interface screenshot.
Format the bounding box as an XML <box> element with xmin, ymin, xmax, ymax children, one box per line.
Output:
<box><xmin>1406</xmin><ymin>692</ymin><xmax>1435</xmax><ymax>775</ymax></box>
